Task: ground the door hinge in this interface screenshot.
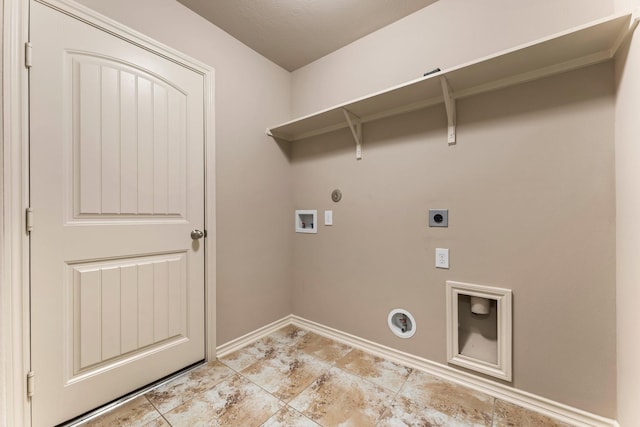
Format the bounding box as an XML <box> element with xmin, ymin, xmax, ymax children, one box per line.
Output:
<box><xmin>26</xmin><ymin>207</ymin><xmax>33</xmax><ymax>233</ymax></box>
<box><xmin>27</xmin><ymin>371</ymin><xmax>35</xmax><ymax>398</ymax></box>
<box><xmin>25</xmin><ymin>42</ymin><xmax>33</xmax><ymax>68</ymax></box>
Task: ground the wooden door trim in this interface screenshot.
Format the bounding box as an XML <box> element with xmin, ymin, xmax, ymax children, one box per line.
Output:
<box><xmin>1</xmin><ymin>1</ymin><xmax>216</xmax><ymax>425</ymax></box>
<box><xmin>1</xmin><ymin>0</ymin><xmax>31</xmax><ymax>425</ymax></box>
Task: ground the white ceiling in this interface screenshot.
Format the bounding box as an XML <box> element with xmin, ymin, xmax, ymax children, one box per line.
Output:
<box><xmin>177</xmin><ymin>0</ymin><xmax>439</xmax><ymax>71</ymax></box>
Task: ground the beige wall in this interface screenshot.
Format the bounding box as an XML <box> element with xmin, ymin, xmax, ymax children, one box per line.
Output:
<box><xmin>291</xmin><ymin>0</ymin><xmax>614</xmax><ymax>117</ymax></box>
<box><xmin>290</xmin><ymin>0</ymin><xmax>620</xmax><ymax>417</ymax></box>
<box><xmin>614</xmin><ymin>0</ymin><xmax>640</xmax><ymax>425</ymax></box>
<box><xmin>291</xmin><ymin>64</ymin><xmax>616</xmax><ymax>416</ymax></box>
<box><xmin>74</xmin><ymin>0</ymin><xmax>293</xmax><ymax>345</ymax></box>
<box><xmin>62</xmin><ymin>0</ymin><xmax>629</xmax><ymax>420</ymax></box>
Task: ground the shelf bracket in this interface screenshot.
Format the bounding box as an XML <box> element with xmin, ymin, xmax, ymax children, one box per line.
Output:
<box><xmin>343</xmin><ymin>108</ymin><xmax>363</xmax><ymax>160</ymax></box>
<box><xmin>440</xmin><ymin>77</ymin><xmax>456</xmax><ymax>145</ymax></box>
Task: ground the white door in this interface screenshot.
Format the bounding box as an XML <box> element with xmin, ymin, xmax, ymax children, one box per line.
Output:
<box><xmin>29</xmin><ymin>2</ymin><xmax>206</xmax><ymax>425</ymax></box>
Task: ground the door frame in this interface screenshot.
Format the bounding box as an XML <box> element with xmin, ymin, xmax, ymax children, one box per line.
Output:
<box><xmin>1</xmin><ymin>1</ymin><xmax>216</xmax><ymax>425</ymax></box>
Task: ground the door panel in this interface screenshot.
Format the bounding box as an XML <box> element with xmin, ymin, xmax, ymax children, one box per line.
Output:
<box><xmin>70</xmin><ymin>52</ymin><xmax>188</xmax><ymax>221</ymax></box>
<box><xmin>68</xmin><ymin>252</ymin><xmax>188</xmax><ymax>377</ymax></box>
<box><xmin>30</xmin><ymin>2</ymin><xmax>206</xmax><ymax>425</ymax></box>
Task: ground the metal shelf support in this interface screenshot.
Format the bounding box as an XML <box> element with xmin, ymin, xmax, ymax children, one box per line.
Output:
<box><xmin>440</xmin><ymin>77</ymin><xmax>456</xmax><ymax>145</ymax></box>
<box><xmin>343</xmin><ymin>108</ymin><xmax>363</xmax><ymax>159</ymax></box>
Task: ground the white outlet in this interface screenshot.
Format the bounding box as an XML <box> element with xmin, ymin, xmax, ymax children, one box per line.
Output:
<box><xmin>436</xmin><ymin>248</ymin><xmax>449</xmax><ymax>269</ymax></box>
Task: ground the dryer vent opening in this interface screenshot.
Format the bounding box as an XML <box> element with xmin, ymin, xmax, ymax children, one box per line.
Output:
<box><xmin>388</xmin><ymin>309</ymin><xmax>416</xmax><ymax>338</ymax></box>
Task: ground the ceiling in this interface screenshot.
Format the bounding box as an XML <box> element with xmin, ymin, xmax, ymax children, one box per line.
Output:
<box><xmin>177</xmin><ymin>0</ymin><xmax>439</xmax><ymax>71</ymax></box>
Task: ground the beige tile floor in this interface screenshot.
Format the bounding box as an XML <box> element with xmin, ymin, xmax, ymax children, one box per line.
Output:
<box><xmin>80</xmin><ymin>325</ymin><xmax>573</xmax><ymax>427</ymax></box>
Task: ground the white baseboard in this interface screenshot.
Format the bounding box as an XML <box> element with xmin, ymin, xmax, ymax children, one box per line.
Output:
<box><xmin>217</xmin><ymin>314</ymin><xmax>618</xmax><ymax>427</ymax></box>
<box><xmin>215</xmin><ymin>315</ymin><xmax>293</xmax><ymax>358</ymax></box>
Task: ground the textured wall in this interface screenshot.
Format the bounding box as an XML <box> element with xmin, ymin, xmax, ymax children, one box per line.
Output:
<box><xmin>74</xmin><ymin>0</ymin><xmax>293</xmax><ymax>345</ymax></box>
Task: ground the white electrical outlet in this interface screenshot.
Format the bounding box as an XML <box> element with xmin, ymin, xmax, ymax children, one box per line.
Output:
<box><xmin>436</xmin><ymin>248</ymin><xmax>449</xmax><ymax>269</ymax></box>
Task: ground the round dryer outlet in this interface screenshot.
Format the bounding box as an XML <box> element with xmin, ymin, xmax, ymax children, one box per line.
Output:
<box><xmin>388</xmin><ymin>309</ymin><xmax>416</xmax><ymax>338</ymax></box>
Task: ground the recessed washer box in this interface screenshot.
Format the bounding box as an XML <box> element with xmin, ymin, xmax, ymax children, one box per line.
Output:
<box><xmin>446</xmin><ymin>280</ymin><xmax>513</xmax><ymax>381</ymax></box>
<box><xmin>429</xmin><ymin>209</ymin><xmax>448</xmax><ymax>227</ymax></box>
<box><xmin>295</xmin><ymin>210</ymin><xmax>317</xmax><ymax>234</ymax></box>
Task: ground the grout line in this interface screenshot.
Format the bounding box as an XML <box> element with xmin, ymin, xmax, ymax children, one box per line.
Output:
<box><xmin>291</xmin><ymin>316</ymin><xmax>609</xmax><ymax>427</ymax></box>
<box><xmin>285</xmin><ymin>325</ymin><xmax>415</xmax><ymax>426</ymax></box>
<box><xmin>144</xmin><ymin>391</ymin><xmax>182</xmax><ymax>426</ymax></box>
<box><xmin>220</xmin><ymin>330</ymin><xmax>331</xmax><ymax>426</ymax></box>
<box><xmin>86</xmin><ymin>325</ymin><xmax>507</xmax><ymax>427</ymax></box>
<box><xmin>296</xmin><ymin>327</ymin><xmax>498</xmax><ymax>426</ymax></box>
<box><xmin>491</xmin><ymin>396</ymin><xmax>497</xmax><ymax>427</ymax></box>
<box><xmin>380</xmin><ymin>374</ymin><xmax>409</xmax><ymax>425</ymax></box>
<box><xmin>144</xmin><ymin>393</ymin><xmax>161</xmax><ymax>414</ymax></box>
<box><xmin>158</xmin><ymin>413</ymin><xmax>172</xmax><ymax>427</ymax></box>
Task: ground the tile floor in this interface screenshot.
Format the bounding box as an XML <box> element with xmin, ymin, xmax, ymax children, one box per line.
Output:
<box><xmin>80</xmin><ymin>325</ymin><xmax>573</xmax><ymax>427</ymax></box>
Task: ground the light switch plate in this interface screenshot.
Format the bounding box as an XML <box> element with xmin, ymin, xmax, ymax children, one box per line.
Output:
<box><xmin>324</xmin><ymin>210</ymin><xmax>333</xmax><ymax>226</ymax></box>
<box><xmin>436</xmin><ymin>248</ymin><xmax>449</xmax><ymax>269</ymax></box>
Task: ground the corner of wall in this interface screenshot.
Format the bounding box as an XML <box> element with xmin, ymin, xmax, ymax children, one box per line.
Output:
<box><xmin>614</xmin><ymin>1</ymin><xmax>640</xmax><ymax>424</ymax></box>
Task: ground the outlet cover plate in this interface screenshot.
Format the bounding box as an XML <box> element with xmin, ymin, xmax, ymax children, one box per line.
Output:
<box><xmin>429</xmin><ymin>209</ymin><xmax>448</xmax><ymax>227</ymax></box>
<box><xmin>436</xmin><ymin>248</ymin><xmax>449</xmax><ymax>269</ymax></box>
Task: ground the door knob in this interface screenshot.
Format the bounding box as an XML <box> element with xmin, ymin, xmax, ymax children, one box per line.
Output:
<box><xmin>191</xmin><ymin>229</ymin><xmax>205</xmax><ymax>240</ymax></box>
